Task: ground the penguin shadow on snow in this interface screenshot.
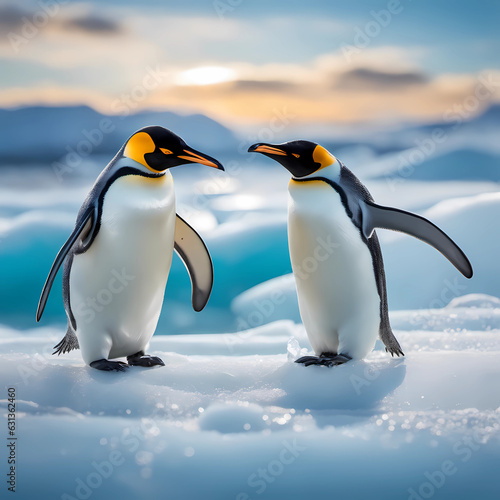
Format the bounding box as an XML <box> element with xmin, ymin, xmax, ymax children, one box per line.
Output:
<box><xmin>270</xmin><ymin>356</ymin><xmax>406</xmax><ymax>414</ymax></box>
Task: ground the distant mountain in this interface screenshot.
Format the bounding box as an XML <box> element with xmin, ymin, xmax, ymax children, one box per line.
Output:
<box><xmin>375</xmin><ymin>147</ymin><xmax>500</xmax><ymax>182</ymax></box>
<box><xmin>468</xmin><ymin>103</ymin><xmax>500</xmax><ymax>128</ymax></box>
<box><xmin>1</xmin><ymin>103</ymin><xmax>498</xmax><ymax>166</ymax></box>
<box><xmin>305</xmin><ymin>103</ymin><xmax>500</xmax><ymax>156</ymax></box>
<box><xmin>0</xmin><ymin>105</ymin><xmax>238</xmax><ymax>162</ymax></box>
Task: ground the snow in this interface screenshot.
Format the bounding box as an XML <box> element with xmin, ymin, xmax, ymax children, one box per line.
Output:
<box><xmin>2</xmin><ymin>300</ymin><xmax>500</xmax><ymax>499</ymax></box>
<box><xmin>1</xmin><ymin>106</ymin><xmax>500</xmax><ymax>499</ymax></box>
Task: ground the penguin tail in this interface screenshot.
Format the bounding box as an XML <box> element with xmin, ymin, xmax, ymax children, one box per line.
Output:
<box><xmin>53</xmin><ymin>327</ymin><xmax>80</xmax><ymax>356</ymax></box>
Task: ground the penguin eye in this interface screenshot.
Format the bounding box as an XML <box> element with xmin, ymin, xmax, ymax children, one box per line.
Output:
<box><xmin>292</xmin><ymin>153</ymin><xmax>300</xmax><ymax>158</ymax></box>
<box><xmin>160</xmin><ymin>148</ymin><xmax>173</xmax><ymax>155</ymax></box>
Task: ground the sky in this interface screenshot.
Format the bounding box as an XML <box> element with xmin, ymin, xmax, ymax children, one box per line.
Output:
<box><xmin>1</xmin><ymin>0</ymin><xmax>499</xmax><ymax>129</ymax></box>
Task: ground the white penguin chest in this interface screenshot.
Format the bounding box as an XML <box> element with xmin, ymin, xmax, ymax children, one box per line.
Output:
<box><xmin>287</xmin><ymin>179</ymin><xmax>380</xmax><ymax>358</ymax></box>
<box><xmin>70</xmin><ymin>173</ymin><xmax>176</xmax><ymax>353</ymax></box>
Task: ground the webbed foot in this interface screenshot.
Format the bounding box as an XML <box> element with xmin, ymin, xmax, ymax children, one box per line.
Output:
<box><xmin>295</xmin><ymin>352</ymin><xmax>351</xmax><ymax>367</ymax></box>
<box><xmin>295</xmin><ymin>355</ymin><xmax>320</xmax><ymax>366</ymax></box>
<box><xmin>127</xmin><ymin>351</ymin><xmax>165</xmax><ymax>367</ymax></box>
<box><xmin>90</xmin><ymin>359</ymin><xmax>129</xmax><ymax>372</ymax></box>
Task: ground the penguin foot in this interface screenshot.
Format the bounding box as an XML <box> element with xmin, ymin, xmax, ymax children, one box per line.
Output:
<box><xmin>295</xmin><ymin>353</ymin><xmax>351</xmax><ymax>367</ymax></box>
<box><xmin>295</xmin><ymin>356</ymin><xmax>320</xmax><ymax>366</ymax></box>
<box><xmin>385</xmin><ymin>345</ymin><xmax>405</xmax><ymax>357</ymax></box>
<box><xmin>90</xmin><ymin>359</ymin><xmax>129</xmax><ymax>372</ymax></box>
<box><xmin>127</xmin><ymin>351</ymin><xmax>165</xmax><ymax>368</ymax></box>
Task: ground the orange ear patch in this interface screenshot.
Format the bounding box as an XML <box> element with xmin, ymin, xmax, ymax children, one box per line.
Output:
<box><xmin>312</xmin><ymin>145</ymin><xmax>335</xmax><ymax>169</ymax></box>
<box><xmin>124</xmin><ymin>132</ymin><xmax>156</xmax><ymax>168</ymax></box>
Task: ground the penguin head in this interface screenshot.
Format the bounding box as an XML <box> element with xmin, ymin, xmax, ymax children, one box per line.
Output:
<box><xmin>123</xmin><ymin>126</ymin><xmax>224</xmax><ymax>172</ymax></box>
<box><xmin>248</xmin><ymin>140</ymin><xmax>336</xmax><ymax>178</ymax></box>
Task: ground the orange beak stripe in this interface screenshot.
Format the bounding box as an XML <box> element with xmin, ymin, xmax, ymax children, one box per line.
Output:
<box><xmin>178</xmin><ymin>149</ymin><xmax>218</xmax><ymax>168</ymax></box>
<box><xmin>253</xmin><ymin>145</ymin><xmax>287</xmax><ymax>156</ymax></box>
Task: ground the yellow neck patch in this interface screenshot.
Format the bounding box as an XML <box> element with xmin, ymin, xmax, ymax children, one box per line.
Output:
<box><xmin>312</xmin><ymin>145</ymin><xmax>336</xmax><ymax>170</ymax></box>
<box><xmin>289</xmin><ymin>178</ymin><xmax>328</xmax><ymax>188</ymax></box>
<box><xmin>123</xmin><ymin>132</ymin><xmax>156</xmax><ymax>170</ymax></box>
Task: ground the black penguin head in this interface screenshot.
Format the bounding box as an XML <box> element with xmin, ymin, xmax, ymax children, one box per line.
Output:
<box><xmin>123</xmin><ymin>126</ymin><xmax>224</xmax><ymax>172</ymax></box>
<box><xmin>248</xmin><ymin>140</ymin><xmax>336</xmax><ymax>178</ymax></box>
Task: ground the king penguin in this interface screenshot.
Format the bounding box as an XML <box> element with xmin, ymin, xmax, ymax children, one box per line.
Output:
<box><xmin>249</xmin><ymin>140</ymin><xmax>473</xmax><ymax>367</ymax></box>
<box><xmin>37</xmin><ymin>126</ymin><xmax>224</xmax><ymax>371</ymax></box>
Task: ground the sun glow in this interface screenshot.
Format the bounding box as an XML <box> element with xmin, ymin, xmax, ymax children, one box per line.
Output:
<box><xmin>176</xmin><ymin>66</ymin><xmax>237</xmax><ymax>86</ymax></box>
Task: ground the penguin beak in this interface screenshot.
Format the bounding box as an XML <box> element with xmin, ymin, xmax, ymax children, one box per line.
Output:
<box><xmin>248</xmin><ymin>143</ymin><xmax>287</xmax><ymax>156</ymax></box>
<box><xmin>177</xmin><ymin>148</ymin><xmax>225</xmax><ymax>170</ymax></box>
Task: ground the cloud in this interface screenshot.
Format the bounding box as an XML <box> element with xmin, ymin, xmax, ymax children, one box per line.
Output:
<box><xmin>2</xmin><ymin>52</ymin><xmax>498</xmax><ymax>130</ymax></box>
<box><xmin>63</xmin><ymin>14</ymin><xmax>122</xmax><ymax>35</ymax></box>
<box><xmin>0</xmin><ymin>5</ymin><xmax>29</xmax><ymax>35</ymax></box>
<box><xmin>0</xmin><ymin>0</ymin><xmax>497</xmax><ymax>131</ymax></box>
<box><xmin>333</xmin><ymin>68</ymin><xmax>429</xmax><ymax>90</ymax></box>
<box><xmin>0</xmin><ymin>2</ymin><xmax>122</xmax><ymax>43</ymax></box>
<box><xmin>230</xmin><ymin>80</ymin><xmax>296</xmax><ymax>92</ymax></box>
<box><xmin>136</xmin><ymin>53</ymin><xmax>500</xmax><ymax>127</ymax></box>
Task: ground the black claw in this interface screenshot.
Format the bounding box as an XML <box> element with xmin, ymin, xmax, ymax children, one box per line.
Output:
<box><xmin>90</xmin><ymin>359</ymin><xmax>129</xmax><ymax>372</ymax></box>
<box><xmin>295</xmin><ymin>356</ymin><xmax>319</xmax><ymax>364</ymax></box>
<box><xmin>304</xmin><ymin>359</ymin><xmax>319</xmax><ymax>367</ymax></box>
<box><xmin>127</xmin><ymin>352</ymin><xmax>165</xmax><ymax>367</ymax></box>
<box><xmin>386</xmin><ymin>346</ymin><xmax>405</xmax><ymax>357</ymax></box>
<box><xmin>296</xmin><ymin>353</ymin><xmax>351</xmax><ymax>368</ymax></box>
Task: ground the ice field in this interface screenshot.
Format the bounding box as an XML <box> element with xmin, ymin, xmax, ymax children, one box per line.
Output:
<box><xmin>1</xmin><ymin>105</ymin><xmax>500</xmax><ymax>499</ymax></box>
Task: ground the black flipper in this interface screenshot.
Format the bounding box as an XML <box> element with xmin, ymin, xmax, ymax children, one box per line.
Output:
<box><xmin>53</xmin><ymin>327</ymin><xmax>80</xmax><ymax>355</ymax></box>
<box><xmin>361</xmin><ymin>201</ymin><xmax>473</xmax><ymax>279</ymax></box>
<box><xmin>36</xmin><ymin>206</ymin><xmax>96</xmax><ymax>322</ymax></box>
<box><xmin>174</xmin><ymin>214</ymin><xmax>214</xmax><ymax>312</ymax></box>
